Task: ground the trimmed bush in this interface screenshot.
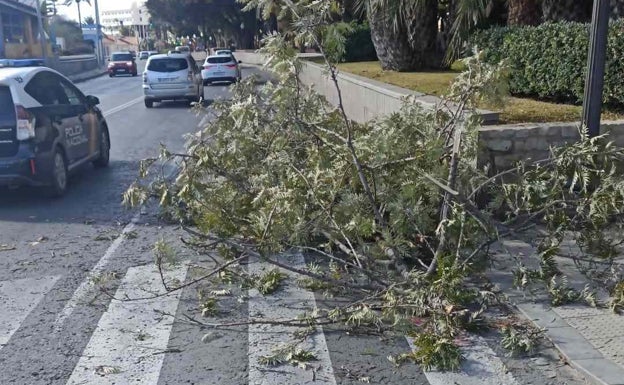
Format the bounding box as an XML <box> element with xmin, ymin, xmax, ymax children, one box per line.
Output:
<box><xmin>471</xmin><ymin>21</ymin><xmax>624</xmax><ymax>107</ymax></box>
<box><xmin>344</xmin><ymin>22</ymin><xmax>378</xmax><ymax>62</ymax></box>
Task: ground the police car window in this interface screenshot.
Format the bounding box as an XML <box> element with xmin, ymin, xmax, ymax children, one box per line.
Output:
<box><xmin>25</xmin><ymin>72</ymin><xmax>64</xmax><ymax>105</ymax></box>
<box><xmin>0</xmin><ymin>86</ymin><xmax>16</xmax><ymax>125</ymax></box>
<box><xmin>58</xmin><ymin>80</ymin><xmax>84</xmax><ymax>106</ymax></box>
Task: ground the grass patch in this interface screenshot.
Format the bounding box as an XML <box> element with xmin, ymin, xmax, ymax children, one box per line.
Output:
<box><xmin>326</xmin><ymin>61</ymin><xmax>624</xmax><ymax>124</ymax></box>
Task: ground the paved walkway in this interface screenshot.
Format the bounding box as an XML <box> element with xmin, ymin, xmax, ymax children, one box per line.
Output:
<box><xmin>66</xmin><ymin>66</ymin><xmax>108</xmax><ymax>83</ymax></box>
<box><xmin>488</xmin><ymin>237</ymin><xmax>624</xmax><ymax>385</ymax></box>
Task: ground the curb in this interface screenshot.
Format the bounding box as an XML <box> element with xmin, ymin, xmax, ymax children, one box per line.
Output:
<box><xmin>488</xmin><ymin>268</ymin><xmax>624</xmax><ymax>385</ymax></box>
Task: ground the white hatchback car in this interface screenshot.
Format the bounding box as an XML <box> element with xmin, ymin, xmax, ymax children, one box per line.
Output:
<box><xmin>142</xmin><ymin>53</ymin><xmax>203</xmax><ymax>108</ymax></box>
<box><xmin>201</xmin><ymin>55</ymin><xmax>241</xmax><ymax>85</ymax></box>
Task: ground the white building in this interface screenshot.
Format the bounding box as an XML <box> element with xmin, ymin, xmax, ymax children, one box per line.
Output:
<box><xmin>100</xmin><ymin>2</ymin><xmax>150</xmax><ymax>38</ymax></box>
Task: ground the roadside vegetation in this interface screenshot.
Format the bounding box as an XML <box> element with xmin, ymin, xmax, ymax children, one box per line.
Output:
<box><xmin>123</xmin><ymin>0</ymin><xmax>624</xmax><ymax>372</ymax></box>
<box><xmin>332</xmin><ymin>61</ymin><xmax>624</xmax><ymax>124</ymax></box>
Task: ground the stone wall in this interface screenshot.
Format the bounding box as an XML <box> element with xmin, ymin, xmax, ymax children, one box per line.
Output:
<box><xmin>53</xmin><ymin>55</ymin><xmax>99</xmax><ymax>77</ymax></box>
<box><xmin>478</xmin><ymin>121</ymin><xmax>624</xmax><ymax>171</ymax></box>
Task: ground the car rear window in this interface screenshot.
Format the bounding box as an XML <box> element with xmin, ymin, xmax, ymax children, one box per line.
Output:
<box><xmin>111</xmin><ymin>53</ymin><xmax>133</xmax><ymax>61</ymax></box>
<box><xmin>207</xmin><ymin>56</ymin><xmax>233</xmax><ymax>64</ymax></box>
<box><xmin>0</xmin><ymin>86</ymin><xmax>16</xmax><ymax>126</ymax></box>
<box><xmin>147</xmin><ymin>58</ymin><xmax>189</xmax><ymax>72</ymax></box>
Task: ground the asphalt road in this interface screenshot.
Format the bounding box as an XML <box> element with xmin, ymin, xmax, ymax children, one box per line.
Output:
<box><xmin>0</xmin><ymin>62</ymin><xmax>591</xmax><ymax>385</ymax></box>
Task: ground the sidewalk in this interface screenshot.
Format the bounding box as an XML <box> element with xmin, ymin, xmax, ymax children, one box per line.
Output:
<box><xmin>488</xmin><ymin>237</ymin><xmax>624</xmax><ymax>385</ymax></box>
<box><xmin>66</xmin><ymin>66</ymin><xmax>108</xmax><ymax>83</ymax></box>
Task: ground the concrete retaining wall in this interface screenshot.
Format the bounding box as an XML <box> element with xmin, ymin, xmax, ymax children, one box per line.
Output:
<box><xmin>237</xmin><ymin>51</ymin><xmax>498</xmax><ymax>124</ymax></box>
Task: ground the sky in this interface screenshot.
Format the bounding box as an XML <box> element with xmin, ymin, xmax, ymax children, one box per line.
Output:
<box><xmin>57</xmin><ymin>0</ymin><xmax>140</xmax><ymax>22</ymax></box>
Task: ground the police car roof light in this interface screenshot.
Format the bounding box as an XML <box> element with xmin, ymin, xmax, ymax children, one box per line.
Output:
<box><xmin>0</xmin><ymin>58</ymin><xmax>46</xmax><ymax>68</ymax></box>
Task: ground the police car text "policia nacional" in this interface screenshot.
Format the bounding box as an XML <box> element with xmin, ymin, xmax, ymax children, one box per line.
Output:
<box><xmin>0</xmin><ymin>63</ymin><xmax>110</xmax><ymax>197</ymax></box>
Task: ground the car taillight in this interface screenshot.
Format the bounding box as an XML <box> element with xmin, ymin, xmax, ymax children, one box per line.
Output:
<box><xmin>188</xmin><ymin>71</ymin><xmax>193</xmax><ymax>81</ymax></box>
<box><xmin>126</xmin><ymin>61</ymin><xmax>133</xmax><ymax>66</ymax></box>
<box><xmin>225</xmin><ymin>64</ymin><xmax>237</xmax><ymax>68</ymax></box>
<box><xmin>15</xmin><ymin>105</ymin><xmax>35</xmax><ymax>141</ymax></box>
<box><xmin>203</xmin><ymin>65</ymin><xmax>214</xmax><ymax>70</ymax></box>
<box><xmin>108</xmin><ymin>62</ymin><xmax>114</xmax><ymax>68</ymax></box>
<box><xmin>143</xmin><ymin>72</ymin><xmax>147</xmax><ymax>83</ymax></box>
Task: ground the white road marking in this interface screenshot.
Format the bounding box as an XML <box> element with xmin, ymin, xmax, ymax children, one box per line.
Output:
<box><xmin>65</xmin><ymin>263</ymin><xmax>188</xmax><ymax>385</ymax></box>
<box><xmin>53</xmin><ymin>160</ymin><xmax>183</xmax><ymax>333</ymax></box>
<box><xmin>247</xmin><ymin>254</ymin><xmax>336</xmax><ymax>385</ymax></box>
<box><xmin>52</xmin><ymin>212</ymin><xmax>140</xmax><ymax>333</ymax></box>
<box><xmin>406</xmin><ymin>335</ymin><xmax>519</xmax><ymax>385</ymax></box>
<box><xmin>103</xmin><ymin>96</ymin><xmax>144</xmax><ymax>117</ymax></box>
<box><xmin>0</xmin><ymin>275</ymin><xmax>60</xmax><ymax>348</ymax></box>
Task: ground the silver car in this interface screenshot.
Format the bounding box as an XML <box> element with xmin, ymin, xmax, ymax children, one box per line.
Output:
<box><xmin>142</xmin><ymin>53</ymin><xmax>203</xmax><ymax>108</ymax></box>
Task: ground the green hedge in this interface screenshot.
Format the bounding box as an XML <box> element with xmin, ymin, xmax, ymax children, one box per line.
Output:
<box><xmin>471</xmin><ymin>21</ymin><xmax>624</xmax><ymax>106</ymax></box>
<box><xmin>344</xmin><ymin>22</ymin><xmax>378</xmax><ymax>62</ymax></box>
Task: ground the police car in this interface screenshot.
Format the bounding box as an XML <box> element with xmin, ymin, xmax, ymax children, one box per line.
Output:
<box><xmin>0</xmin><ymin>64</ymin><xmax>110</xmax><ymax>196</ymax></box>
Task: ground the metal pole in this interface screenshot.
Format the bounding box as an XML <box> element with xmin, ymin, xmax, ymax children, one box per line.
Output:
<box><xmin>581</xmin><ymin>0</ymin><xmax>610</xmax><ymax>137</ymax></box>
<box><xmin>34</xmin><ymin>0</ymin><xmax>48</xmax><ymax>64</ymax></box>
<box><xmin>94</xmin><ymin>0</ymin><xmax>103</xmax><ymax>65</ymax></box>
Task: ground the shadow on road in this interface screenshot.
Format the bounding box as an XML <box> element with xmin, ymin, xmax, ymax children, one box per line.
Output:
<box><xmin>0</xmin><ymin>160</ymin><xmax>146</xmax><ymax>224</ymax></box>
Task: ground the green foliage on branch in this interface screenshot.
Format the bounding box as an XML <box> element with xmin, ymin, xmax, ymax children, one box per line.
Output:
<box><xmin>125</xmin><ymin>0</ymin><xmax>624</xmax><ymax>371</ymax></box>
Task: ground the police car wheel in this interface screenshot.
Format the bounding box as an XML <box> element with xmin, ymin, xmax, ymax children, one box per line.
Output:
<box><xmin>46</xmin><ymin>148</ymin><xmax>68</xmax><ymax>197</ymax></box>
<box><xmin>93</xmin><ymin>129</ymin><xmax>110</xmax><ymax>168</ymax></box>
<box><xmin>145</xmin><ymin>99</ymin><xmax>154</xmax><ymax>108</ymax></box>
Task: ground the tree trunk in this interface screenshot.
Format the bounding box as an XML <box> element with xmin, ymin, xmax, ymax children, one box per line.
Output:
<box><xmin>542</xmin><ymin>0</ymin><xmax>592</xmax><ymax>22</ymax></box>
<box><xmin>367</xmin><ymin>7</ymin><xmax>420</xmax><ymax>71</ymax></box>
<box><xmin>508</xmin><ymin>0</ymin><xmax>541</xmax><ymax>26</ymax></box>
<box><xmin>610</xmin><ymin>0</ymin><xmax>624</xmax><ymax>19</ymax></box>
<box><xmin>404</xmin><ymin>0</ymin><xmax>440</xmax><ymax>67</ymax></box>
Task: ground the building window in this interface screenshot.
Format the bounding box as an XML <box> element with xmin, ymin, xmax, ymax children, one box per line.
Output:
<box><xmin>2</xmin><ymin>12</ymin><xmax>25</xmax><ymax>44</ymax></box>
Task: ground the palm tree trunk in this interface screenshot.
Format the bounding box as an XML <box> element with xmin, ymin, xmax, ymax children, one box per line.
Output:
<box><xmin>405</xmin><ymin>0</ymin><xmax>440</xmax><ymax>67</ymax></box>
<box><xmin>542</xmin><ymin>0</ymin><xmax>592</xmax><ymax>22</ymax></box>
<box><xmin>508</xmin><ymin>0</ymin><xmax>541</xmax><ymax>26</ymax></box>
<box><xmin>367</xmin><ymin>7</ymin><xmax>420</xmax><ymax>71</ymax></box>
<box><xmin>610</xmin><ymin>0</ymin><xmax>624</xmax><ymax>19</ymax></box>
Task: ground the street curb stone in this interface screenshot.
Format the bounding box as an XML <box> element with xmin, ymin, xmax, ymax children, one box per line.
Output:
<box><xmin>488</xmin><ymin>263</ymin><xmax>624</xmax><ymax>385</ymax></box>
<box><xmin>67</xmin><ymin>67</ymin><xmax>108</xmax><ymax>84</ymax></box>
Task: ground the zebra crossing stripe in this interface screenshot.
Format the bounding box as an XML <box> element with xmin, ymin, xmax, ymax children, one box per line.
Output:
<box><xmin>0</xmin><ymin>275</ymin><xmax>60</xmax><ymax>349</ymax></box>
<box><xmin>247</xmin><ymin>254</ymin><xmax>337</xmax><ymax>385</ymax></box>
<box><xmin>65</xmin><ymin>263</ymin><xmax>187</xmax><ymax>385</ymax></box>
<box><xmin>406</xmin><ymin>335</ymin><xmax>519</xmax><ymax>385</ymax></box>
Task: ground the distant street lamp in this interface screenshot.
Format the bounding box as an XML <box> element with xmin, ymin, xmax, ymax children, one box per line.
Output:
<box><xmin>582</xmin><ymin>0</ymin><xmax>610</xmax><ymax>137</ymax></box>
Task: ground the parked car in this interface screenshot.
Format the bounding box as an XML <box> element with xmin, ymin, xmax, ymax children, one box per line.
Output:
<box><xmin>0</xmin><ymin>65</ymin><xmax>110</xmax><ymax>196</ymax></box>
<box><xmin>108</xmin><ymin>52</ymin><xmax>138</xmax><ymax>77</ymax></box>
<box><xmin>215</xmin><ymin>49</ymin><xmax>232</xmax><ymax>56</ymax></box>
<box><xmin>201</xmin><ymin>54</ymin><xmax>241</xmax><ymax>85</ymax></box>
<box><xmin>138</xmin><ymin>51</ymin><xmax>149</xmax><ymax>60</ymax></box>
<box><xmin>142</xmin><ymin>53</ymin><xmax>203</xmax><ymax>108</ymax></box>
<box><xmin>148</xmin><ymin>51</ymin><xmax>159</xmax><ymax>57</ymax></box>
<box><xmin>175</xmin><ymin>45</ymin><xmax>191</xmax><ymax>54</ymax></box>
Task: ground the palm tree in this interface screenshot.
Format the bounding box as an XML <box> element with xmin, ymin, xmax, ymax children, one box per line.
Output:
<box><xmin>507</xmin><ymin>0</ymin><xmax>540</xmax><ymax>25</ymax></box>
<box><xmin>360</xmin><ymin>0</ymin><xmax>439</xmax><ymax>71</ymax></box>
<box><xmin>541</xmin><ymin>0</ymin><xmax>592</xmax><ymax>22</ymax></box>
<box><xmin>63</xmin><ymin>0</ymin><xmax>91</xmax><ymax>26</ymax></box>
